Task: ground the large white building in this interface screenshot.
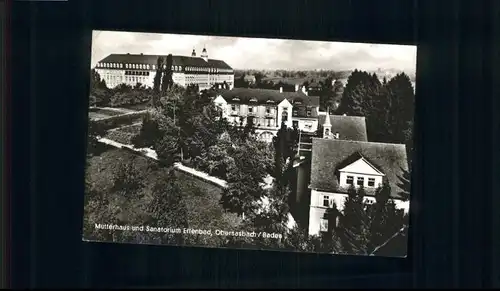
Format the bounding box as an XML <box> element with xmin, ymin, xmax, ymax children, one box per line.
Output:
<box><xmin>213</xmin><ymin>87</ymin><xmax>321</xmax><ymax>142</ymax></box>
<box><xmin>94</xmin><ymin>47</ymin><xmax>234</xmax><ymax>91</ymax></box>
<box><xmin>289</xmin><ymin>112</ymin><xmax>410</xmax><ymax>236</ymax></box>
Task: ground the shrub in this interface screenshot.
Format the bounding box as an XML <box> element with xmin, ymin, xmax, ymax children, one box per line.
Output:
<box><xmin>105</xmin><ymin>129</ymin><xmax>137</xmax><ymax>145</ymax></box>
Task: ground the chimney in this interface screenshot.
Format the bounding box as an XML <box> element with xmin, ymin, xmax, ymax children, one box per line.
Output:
<box><xmin>295</xmin><ymin>84</ymin><xmax>299</xmax><ymax>92</ymax></box>
<box><xmin>279</xmin><ymin>87</ymin><xmax>283</xmax><ymax>93</ymax></box>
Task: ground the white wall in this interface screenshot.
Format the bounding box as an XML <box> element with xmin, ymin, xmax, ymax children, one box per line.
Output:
<box><xmin>308</xmin><ymin>189</ymin><xmax>410</xmax><ymax>236</ymax></box>
<box><xmin>277</xmin><ymin>99</ymin><xmax>293</xmax><ymax>128</ymax></box>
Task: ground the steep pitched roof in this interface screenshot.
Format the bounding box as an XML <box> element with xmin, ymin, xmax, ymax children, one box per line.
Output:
<box><xmin>318</xmin><ymin>115</ymin><xmax>368</xmax><ymax>142</ymax></box>
<box><xmin>310</xmin><ymin>138</ymin><xmax>408</xmax><ymax>199</ymax></box>
<box><xmin>218</xmin><ymin>87</ymin><xmax>320</xmax><ymax>107</ymax></box>
<box><xmin>97</xmin><ymin>54</ymin><xmax>233</xmax><ymax>70</ymax></box>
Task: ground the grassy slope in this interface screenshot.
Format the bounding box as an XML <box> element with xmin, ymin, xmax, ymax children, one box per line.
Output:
<box><xmin>85</xmin><ymin>148</ymin><xmax>242</xmax><ymax>246</ymax></box>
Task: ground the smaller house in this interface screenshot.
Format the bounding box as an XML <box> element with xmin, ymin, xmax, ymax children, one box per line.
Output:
<box><xmin>290</xmin><ymin>113</ymin><xmax>369</xmax><ymax>227</ymax></box>
<box><xmin>308</xmin><ymin>138</ymin><xmax>410</xmax><ymax>236</ymax></box>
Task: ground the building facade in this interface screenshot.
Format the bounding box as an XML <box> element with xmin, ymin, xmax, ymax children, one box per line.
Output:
<box><xmin>307</xmin><ymin>133</ymin><xmax>410</xmax><ymax>236</ymax></box>
<box><xmin>213</xmin><ymin>87</ymin><xmax>321</xmax><ymax>142</ymax></box>
<box><xmin>94</xmin><ymin>48</ymin><xmax>234</xmax><ymax>91</ymax></box>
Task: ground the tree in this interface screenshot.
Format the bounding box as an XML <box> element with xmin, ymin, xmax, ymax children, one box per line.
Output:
<box><xmin>89</xmin><ymin>69</ymin><xmax>111</xmax><ymax>106</ymax></box>
<box><xmin>365</xmin><ymin>81</ymin><xmax>393</xmax><ymax>142</ymax></box>
<box><xmin>90</xmin><ymin>69</ymin><xmax>107</xmax><ymax>90</ymax></box>
<box><xmin>386</xmin><ymin>73</ymin><xmax>415</xmax><ymax>144</ymax></box>
<box><xmin>220</xmin><ymin>139</ymin><xmax>273</xmax><ymax>216</ymax></box>
<box><xmin>328</xmin><ymin>79</ymin><xmax>344</xmax><ymax>111</ymax></box>
<box><xmin>131</xmin><ymin>112</ymin><xmax>161</xmax><ymax>149</ymax></box>
<box><xmin>111</xmin><ymin>159</ymin><xmax>146</xmax><ymax>200</ymax></box>
<box><xmin>147</xmin><ymin>170</ymin><xmax>188</xmax><ymax>245</ymax></box>
<box><xmin>338</xmin><ymin>185</ymin><xmax>371</xmax><ymax>255</ymax></box>
<box><xmin>153</xmin><ymin>57</ymin><xmax>164</xmax><ymax>93</ymax></box>
<box><xmin>367</xmin><ymin>179</ymin><xmax>406</xmax><ymax>254</ymax></box>
<box><xmin>193</xmin><ymin>136</ymin><xmax>236</xmax><ymax>180</ymax></box>
<box><xmin>242</xmin><ymin>116</ymin><xmax>256</xmax><ymax>140</ymax></box>
<box><xmin>161</xmin><ymin>54</ymin><xmax>174</xmax><ymax>93</ymax></box>
<box><xmin>155</xmin><ymin>134</ymin><xmax>181</xmax><ymax>166</ymax></box>
<box><xmin>397</xmin><ymin>169</ymin><xmax>411</xmax><ymax>202</ymax></box>
<box><xmin>152</xmin><ymin>57</ymin><xmax>164</xmax><ymax>107</ymax></box>
<box><xmin>337</xmin><ymin>70</ymin><xmax>380</xmax><ymax>117</ymax></box>
<box><xmin>87</xmin><ymin>120</ymin><xmax>107</xmax><ymax>156</ymax></box>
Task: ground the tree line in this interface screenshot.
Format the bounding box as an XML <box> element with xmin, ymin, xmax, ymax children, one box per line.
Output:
<box><xmin>336</xmin><ymin>70</ymin><xmax>415</xmax><ymax>166</ymax></box>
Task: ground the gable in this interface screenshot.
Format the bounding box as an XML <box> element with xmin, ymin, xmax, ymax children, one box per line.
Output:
<box><xmin>213</xmin><ymin>95</ymin><xmax>227</xmax><ymax>105</ymax></box>
<box><xmin>338</xmin><ymin>157</ymin><xmax>385</xmax><ymax>176</ymax></box>
<box><xmin>278</xmin><ymin>98</ymin><xmax>292</xmax><ymax>107</ymax></box>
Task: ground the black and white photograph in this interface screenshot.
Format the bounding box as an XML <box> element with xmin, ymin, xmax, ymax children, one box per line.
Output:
<box><xmin>83</xmin><ymin>30</ymin><xmax>416</xmax><ymax>257</ymax></box>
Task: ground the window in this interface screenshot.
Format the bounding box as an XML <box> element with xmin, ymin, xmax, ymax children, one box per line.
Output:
<box><xmin>266</xmin><ymin>107</ymin><xmax>271</xmax><ymax>114</ymax></box>
<box><xmin>368</xmin><ymin>178</ymin><xmax>375</xmax><ymax>187</ymax></box>
<box><xmin>152</xmin><ymin>65</ymin><xmax>156</xmax><ymax>70</ymax></box>
<box><xmin>323</xmin><ymin>196</ymin><xmax>330</xmax><ymax>207</ymax></box>
<box><xmin>293</xmin><ymin>120</ymin><xmax>299</xmax><ymax>128</ymax></box>
<box><xmin>248</xmin><ymin>107</ymin><xmax>253</xmax><ymax>113</ymax></box>
<box><xmin>357</xmin><ymin>177</ymin><xmax>365</xmax><ymax>186</ymax></box>
<box><xmin>324</xmin><ymin>128</ymin><xmax>330</xmax><ymax>136</ymax></box>
<box><xmin>231</xmin><ymin>105</ymin><xmax>236</xmax><ymax>112</ymax></box>
<box><xmin>320</xmin><ymin>219</ymin><xmax>328</xmax><ymax>232</ymax></box>
<box><xmin>346</xmin><ymin>176</ymin><xmax>354</xmax><ymax>185</ymax></box>
<box><xmin>307</xmin><ymin>110</ymin><xmax>312</xmax><ymax>117</ymax></box>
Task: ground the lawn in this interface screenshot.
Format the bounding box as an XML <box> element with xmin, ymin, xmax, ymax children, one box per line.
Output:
<box><xmin>84</xmin><ymin>148</ymin><xmax>242</xmax><ymax>247</ymax></box>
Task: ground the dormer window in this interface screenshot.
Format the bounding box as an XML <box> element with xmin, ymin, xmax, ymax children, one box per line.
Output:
<box><xmin>231</xmin><ymin>97</ymin><xmax>240</xmax><ymax>101</ymax></box>
<box><xmin>266</xmin><ymin>99</ymin><xmax>274</xmax><ymax>103</ymax></box>
<box><xmin>249</xmin><ymin>98</ymin><xmax>258</xmax><ymax>102</ymax></box>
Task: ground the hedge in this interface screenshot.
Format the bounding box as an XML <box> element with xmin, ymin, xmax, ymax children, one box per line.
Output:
<box><xmin>104</xmin><ymin>129</ymin><xmax>137</xmax><ymax>145</ymax></box>
<box><xmin>95</xmin><ymin>111</ymin><xmax>147</xmax><ymax>130</ymax></box>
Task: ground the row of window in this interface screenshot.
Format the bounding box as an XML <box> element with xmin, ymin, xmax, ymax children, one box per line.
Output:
<box><xmin>227</xmin><ymin>116</ymin><xmax>276</xmax><ymax>127</ymax></box>
<box><xmin>346</xmin><ymin>176</ymin><xmax>376</xmax><ymax>187</ymax></box>
<box><xmin>98</xmin><ymin>62</ymin><xmax>150</xmax><ymax>70</ymax></box>
<box><xmin>125</xmin><ymin>70</ymin><xmax>150</xmax><ymax>76</ymax></box>
<box><xmin>97</xmin><ymin>62</ymin><xmax>233</xmax><ymax>73</ymax></box>
<box><xmin>230</xmin><ymin>105</ymin><xmax>276</xmax><ymax>115</ymax></box>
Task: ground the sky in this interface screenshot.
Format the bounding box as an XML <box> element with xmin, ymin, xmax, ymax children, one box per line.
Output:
<box><xmin>91</xmin><ymin>30</ymin><xmax>417</xmax><ymax>75</ymax></box>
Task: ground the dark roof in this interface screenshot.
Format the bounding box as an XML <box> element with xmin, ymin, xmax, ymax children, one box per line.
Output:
<box><xmin>310</xmin><ymin>138</ymin><xmax>408</xmax><ymax>199</ymax></box>
<box><xmin>218</xmin><ymin>88</ymin><xmax>320</xmax><ymax>107</ymax></box>
<box><xmin>318</xmin><ymin>115</ymin><xmax>368</xmax><ymax>142</ymax></box>
<box><xmin>97</xmin><ymin>54</ymin><xmax>233</xmax><ymax>70</ymax></box>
